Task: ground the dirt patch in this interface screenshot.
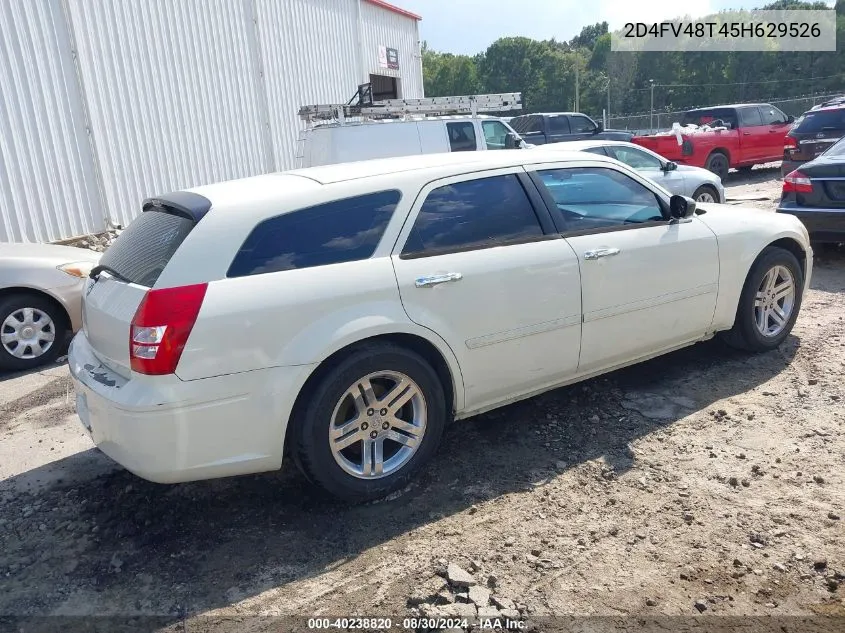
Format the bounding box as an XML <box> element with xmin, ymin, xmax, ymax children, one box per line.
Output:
<box><xmin>2</xmin><ymin>172</ymin><xmax>844</xmax><ymax>629</ymax></box>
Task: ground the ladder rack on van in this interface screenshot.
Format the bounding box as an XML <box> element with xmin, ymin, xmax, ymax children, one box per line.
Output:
<box><xmin>298</xmin><ymin>92</ymin><xmax>523</xmax><ymax>125</ymax></box>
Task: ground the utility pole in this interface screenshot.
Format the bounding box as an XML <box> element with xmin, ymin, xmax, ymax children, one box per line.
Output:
<box><xmin>575</xmin><ymin>65</ymin><xmax>580</xmax><ymax>112</ymax></box>
<box><xmin>649</xmin><ymin>79</ymin><xmax>655</xmax><ymax>133</ymax></box>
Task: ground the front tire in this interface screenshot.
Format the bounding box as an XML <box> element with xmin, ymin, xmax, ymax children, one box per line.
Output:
<box><xmin>0</xmin><ymin>293</ymin><xmax>68</xmax><ymax>372</ymax></box>
<box><xmin>692</xmin><ymin>184</ymin><xmax>720</xmax><ymax>204</ymax></box>
<box><xmin>290</xmin><ymin>343</ymin><xmax>447</xmax><ymax>502</ymax></box>
<box><xmin>720</xmin><ymin>246</ymin><xmax>804</xmax><ymax>352</ymax></box>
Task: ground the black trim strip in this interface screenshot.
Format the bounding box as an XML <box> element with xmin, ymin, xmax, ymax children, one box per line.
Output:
<box><xmin>399</xmin><ymin>234</ymin><xmax>560</xmax><ymax>260</ymax></box>
<box><xmin>517</xmin><ymin>171</ymin><xmax>558</xmax><ymax>235</ymax></box>
<box><xmin>561</xmin><ymin>219</ymin><xmax>670</xmax><ymax>239</ymax></box>
<box><xmin>142</xmin><ymin>191</ymin><xmax>213</xmax><ymax>223</ymax></box>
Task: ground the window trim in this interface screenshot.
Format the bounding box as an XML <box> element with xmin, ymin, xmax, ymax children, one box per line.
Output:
<box><xmin>605</xmin><ymin>144</ymin><xmax>664</xmax><ymax>171</ymax></box>
<box><xmin>393</xmin><ymin>168</ymin><xmax>558</xmax><ymax>260</ymax></box>
<box><xmin>226</xmin><ymin>188</ymin><xmax>402</xmax><ymax>278</ymax></box>
<box><xmin>525</xmin><ymin>161</ymin><xmax>672</xmax><ymax>237</ymax></box>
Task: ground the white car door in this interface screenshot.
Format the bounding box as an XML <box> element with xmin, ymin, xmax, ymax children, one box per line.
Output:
<box><xmin>391</xmin><ymin>169</ymin><xmax>582</xmax><ymax>413</ymax></box>
<box><xmin>606</xmin><ymin>144</ymin><xmax>689</xmax><ymax>196</ymax></box>
<box><xmin>530</xmin><ymin>161</ymin><xmax>719</xmax><ymax>374</ymax></box>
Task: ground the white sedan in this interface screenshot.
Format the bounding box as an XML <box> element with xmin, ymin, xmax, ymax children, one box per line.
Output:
<box><xmin>68</xmin><ymin>150</ymin><xmax>811</xmax><ymax>502</ymax></box>
<box><xmin>545</xmin><ymin>139</ymin><xmax>726</xmax><ymax>204</ymax></box>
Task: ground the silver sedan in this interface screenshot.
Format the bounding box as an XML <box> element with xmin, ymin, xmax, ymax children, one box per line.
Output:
<box><xmin>543</xmin><ymin>139</ymin><xmax>726</xmax><ymax>204</ymax></box>
<box><xmin>0</xmin><ymin>243</ymin><xmax>100</xmax><ymax>371</ymax></box>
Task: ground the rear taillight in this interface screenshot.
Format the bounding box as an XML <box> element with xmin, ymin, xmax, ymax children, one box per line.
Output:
<box><xmin>782</xmin><ymin>170</ymin><xmax>813</xmax><ymax>195</ymax></box>
<box><xmin>130</xmin><ymin>283</ymin><xmax>208</xmax><ymax>375</ymax></box>
<box><xmin>784</xmin><ymin>136</ymin><xmax>798</xmax><ymax>150</ymax></box>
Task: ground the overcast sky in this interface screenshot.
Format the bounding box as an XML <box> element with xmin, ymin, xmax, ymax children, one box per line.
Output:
<box><xmin>396</xmin><ymin>0</ymin><xmax>836</xmax><ymax>55</ymax></box>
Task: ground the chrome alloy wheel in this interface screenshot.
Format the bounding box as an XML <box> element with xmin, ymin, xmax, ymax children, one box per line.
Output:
<box><xmin>695</xmin><ymin>191</ymin><xmax>716</xmax><ymax>203</ymax></box>
<box><xmin>1</xmin><ymin>307</ymin><xmax>56</xmax><ymax>359</ymax></box>
<box><xmin>329</xmin><ymin>371</ymin><xmax>427</xmax><ymax>479</ymax></box>
<box><xmin>754</xmin><ymin>265</ymin><xmax>796</xmax><ymax>337</ymax></box>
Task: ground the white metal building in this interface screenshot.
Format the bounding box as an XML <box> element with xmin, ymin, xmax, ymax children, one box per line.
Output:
<box><xmin>0</xmin><ymin>0</ymin><xmax>423</xmax><ymax>243</ymax></box>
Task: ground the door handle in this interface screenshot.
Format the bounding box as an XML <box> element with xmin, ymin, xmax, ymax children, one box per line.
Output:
<box><xmin>415</xmin><ymin>272</ymin><xmax>463</xmax><ymax>288</ymax></box>
<box><xmin>584</xmin><ymin>247</ymin><xmax>621</xmax><ymax>260</ymax></box>
<box><xmin>743</xmin><ymin>131</ymin><xmax>751</xmax><ymax>135</ymax></box>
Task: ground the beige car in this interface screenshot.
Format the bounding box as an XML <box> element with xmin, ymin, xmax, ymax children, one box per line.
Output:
<box><xmin>0</xmin><ymin>243</ymin><xmax>100</xmax><ymax>371</ymax></box>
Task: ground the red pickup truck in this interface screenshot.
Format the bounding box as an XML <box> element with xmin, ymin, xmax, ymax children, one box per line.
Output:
<box><xmin>632</xmin><ymin>103</ymin><xmax>794</xmax><ymax>180</ymax></box>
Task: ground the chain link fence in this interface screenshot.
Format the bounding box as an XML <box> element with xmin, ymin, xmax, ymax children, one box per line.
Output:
<box><xmin>605</xmin><ymin>92</ymin><xmax>843</xmax><ymax>134</ymax></box>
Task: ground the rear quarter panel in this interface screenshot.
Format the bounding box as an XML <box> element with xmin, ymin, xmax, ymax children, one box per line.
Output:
<box><xmin>696</xmin><ymin>206</ymin><xmax>811</xmax><ymax>331</ymax></box>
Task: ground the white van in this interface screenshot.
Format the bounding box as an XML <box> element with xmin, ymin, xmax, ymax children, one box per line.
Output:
<box><xmin>297</xmin><ymin>115</ymin><xmax>528</xmax><ymax>168</ymax></box>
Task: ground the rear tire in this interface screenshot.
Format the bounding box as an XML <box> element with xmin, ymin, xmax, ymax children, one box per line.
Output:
<box><xmin>705</xmin><ymin>151</ymin><xmax>729</xmax><ymax>180</ymax></box>
<box><xmin>692</xmin><ymin>184</ymin><xmax>720</xmax><ymax>204</ymax></box>
<box><xmin>0</xmin><ymin>293</ymin><xmax>68</xmax><ymax>372</ymax></box>
<box><xmin>720</xmin><ymin>246</ymin><xmax>803</xmax><ymax>352</ymax></box>
<box><xmin>290</xmin><ymin>343</ymin><xmax>447</xmax><ymax>503</ymax></box>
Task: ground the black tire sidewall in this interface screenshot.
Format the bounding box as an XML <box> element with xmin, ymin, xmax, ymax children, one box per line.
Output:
<box><xmin>292</xmin><ymin>344</ymin><xmax>446</xmax><ymax>502</ymax></box>
<box><xmin>706</xmin><ymin>152</ymin><xmax>729</xmax><ymax>180</ymax></box>
<box><xmin>734</xmin><ymin>247</ymin><xmax>804</xmax><ymax>352</ymax></box>
<box><xmin>0</xmin><ymin>294</ymin><xmax>68</xmax><ymax>371</ymax></box>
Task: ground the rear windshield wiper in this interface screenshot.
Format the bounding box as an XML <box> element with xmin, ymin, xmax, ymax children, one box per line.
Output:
<box><xmin>90</xmin><ymin>264</ymin><xmax>131</xmax><ymax>283</ymax></box>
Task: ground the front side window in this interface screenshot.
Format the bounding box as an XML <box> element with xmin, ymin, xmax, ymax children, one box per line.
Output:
<box><xmin>482</xmin><ymin>120</ymin><xmax>511</xmax><ymax>150</ymax></box>
<box><xmin>447</xmin><ymin>122</ymin><xmax>477</xmax><ymax>152</ymax></box>
<box><xmin>607</xmin><ymin>145</ymin><xmax>663</xmax><ymax>170</ymax></box>
<box><xmin>227</xmin><ymin>190</ymin><xmax>401</xmax><ymax>277</ymax></box>
<box><xmin>760</xmin><ymin>106</ymin><xmax>788</xmax><ymax>125</ymax></box>
<box><xmin>401</xmin><ymin>174</ymin><xmax>543</xmax><ymax>257</ymax></box>
<box><xmin>537</xmin><ymin>167</ymin><xmax>665</xmax><ymax>233</ymax></box>
<box><xmin>570</xmin><ymin>115</ymin><xmax>596</xmax><ymax>134</ymax></box>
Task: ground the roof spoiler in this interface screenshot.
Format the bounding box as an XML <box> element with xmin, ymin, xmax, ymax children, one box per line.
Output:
<box><xmin>142</xmin><ymin>191</ymin><xmax>212</xmax><ymax>223</ymax></box>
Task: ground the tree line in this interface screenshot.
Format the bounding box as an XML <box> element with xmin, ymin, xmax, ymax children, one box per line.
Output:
<box><xmin>421</xmin><ymin>0</ymin><xmax>845</xmax><ymax>119</ymax></box>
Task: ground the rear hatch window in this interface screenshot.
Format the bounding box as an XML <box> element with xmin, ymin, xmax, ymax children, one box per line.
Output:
<box><xmin>82</xmin><ymin>197</ymin><xmax>206</xmax><ymax>378</ymax></box>
<box><xmin>95</xmin><ymin>210</ymin><xmax>195</xmax><ymax>287</ymax></box>
<box><xmin>793</xmin><ymin>109</ymin><xmax>845</xmax><ymax>135</ymax></box>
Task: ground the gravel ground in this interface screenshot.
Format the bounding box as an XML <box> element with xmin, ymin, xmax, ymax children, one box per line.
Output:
<box><xmin>1</xmin><ymin>168</ymin><xmax>844</xmax><ymax>631</ymax></box>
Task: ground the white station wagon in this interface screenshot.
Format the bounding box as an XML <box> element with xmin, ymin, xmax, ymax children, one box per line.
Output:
<box><xmin>69</xmin><ymin>150</ymin><xmax>812</xmax><ymax>502</ymax></box>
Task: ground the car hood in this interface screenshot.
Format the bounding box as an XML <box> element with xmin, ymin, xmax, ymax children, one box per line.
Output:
<box><xmin>675</xmin><ymin>164</ymin><xmax>722</xmax><ymax>182</ymax></box>
<box><xmin>0</xmin><ymin>242</ymin><xmax>101</xmax><ymax>266</ymax></box>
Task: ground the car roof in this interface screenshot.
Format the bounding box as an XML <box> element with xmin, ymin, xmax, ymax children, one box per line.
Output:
<box><xmin>186</xmin><ymin>149</ymin><xmax>614</xmax><ymax>203</ymax></box>
<box><xmin>285</xmin><ymin>149</ymin><xmax>610</xmax><ymax>184</ymax></box>
<box><xmin>544</xmin><ymin>139</ymin><xmax>637</xmax><ymax>151</ymax></box>
<box><xmin>513</xmin><ymin>112</ymin><xmax>584</xmax><ymax>117</ymax></box>
<box><xmin>685</xmin><ymin>103</ymin><xmax>771</xmax><ymax>111</ymax></box>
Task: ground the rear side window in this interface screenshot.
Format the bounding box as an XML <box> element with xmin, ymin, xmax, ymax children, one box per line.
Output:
<box><xmin>682</xmin><ymin>108</ymin><xmax>738</xmax><ymax>128</ymax></box>
<box><xmin>510</xmin><ymin>115</ymin><xmax>543</xmax><ymax>134</ymax></box>
<box><xmin>795</xmin><ymin>109</ymin><xmax>845</xmax><ymax>134</ymax></box>
<box><xmin>401</xmin><ymin>174</ymin><xmax>543</xmax><ymax>257</ymax></box>
<box><xmin>739</xmin><ymin>107</ymin><xmax>764</xmax><ymax>127</ymax></box>
<box><xmin>447</xmin><ymin>122</ymin><xmax>477</xmax><ymax>152</ymax></box>
<box><xmin>549</xmin><ymin>116</ymin><xmax>570</xmax><ymax>133</ymax></box>
<box><xmin>227</xmin><ymin>190</ymin><xmax>401</xmax><ymax>277</ymax></box>
<box><xmin>96</xmin><ymin>210</ymin><xmax>195</xmax><ymax>287</ymax></box>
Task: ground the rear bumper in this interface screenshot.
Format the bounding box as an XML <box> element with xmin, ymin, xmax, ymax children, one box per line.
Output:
<box><xmin>68</xmin><ymin>332</ymin><xmax>315</xmax><ymax>483</ymax></box>
<box><xmin>776</xmin><ymin>204</ymin><xmax>845</xmax><ymax>243</ymax></box>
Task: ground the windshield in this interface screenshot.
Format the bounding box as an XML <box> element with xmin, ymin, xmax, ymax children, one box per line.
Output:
<box><xmin>794</xmin><ymin>109</ymin><xmax>845</xmax><ymax>134</ymax></box>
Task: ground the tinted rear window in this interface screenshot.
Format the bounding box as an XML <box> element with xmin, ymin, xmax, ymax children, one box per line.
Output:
<box><xmin>795</xmin><ymin>109</ymin><xmax>845</xmax><ymax>134</ymax></box>
<box><xmin>227</xmin><ymin>190</ymin><xmax>401</xmax><ymax>277</ymax></box>
<box><xmin>681</xmin><ymin>108</ymin><xmax>737</xmax><ymax>128</ymax></box>
<box><xmin>96</xmin><ymin>210</ymin><xmax>195</xmax><ymax>287</ymax></box>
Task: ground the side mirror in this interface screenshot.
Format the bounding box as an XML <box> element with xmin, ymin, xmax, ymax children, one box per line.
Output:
<box><xmin>669</xmin><ymin>195</ymin><xmax>696</xmax><ymax>220</ymax></box>
<box><xmin>595</xmin><ymin>122</ymin><xmax>604</xmax><ymax>133</ymax></box>
<box><xmin>787</xmin><ymin>114</ymin><xmax>795</xmax><ymax>123</ymax></box>
<box><xmin>505</xmin><ymin>133</ymin><xmax>518</xmax><ymax>149</ymax></box>
<box><xmin>663</xmin><ymin>161</ymin><xmax>678</xmax><ymax>172</ymax></box>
